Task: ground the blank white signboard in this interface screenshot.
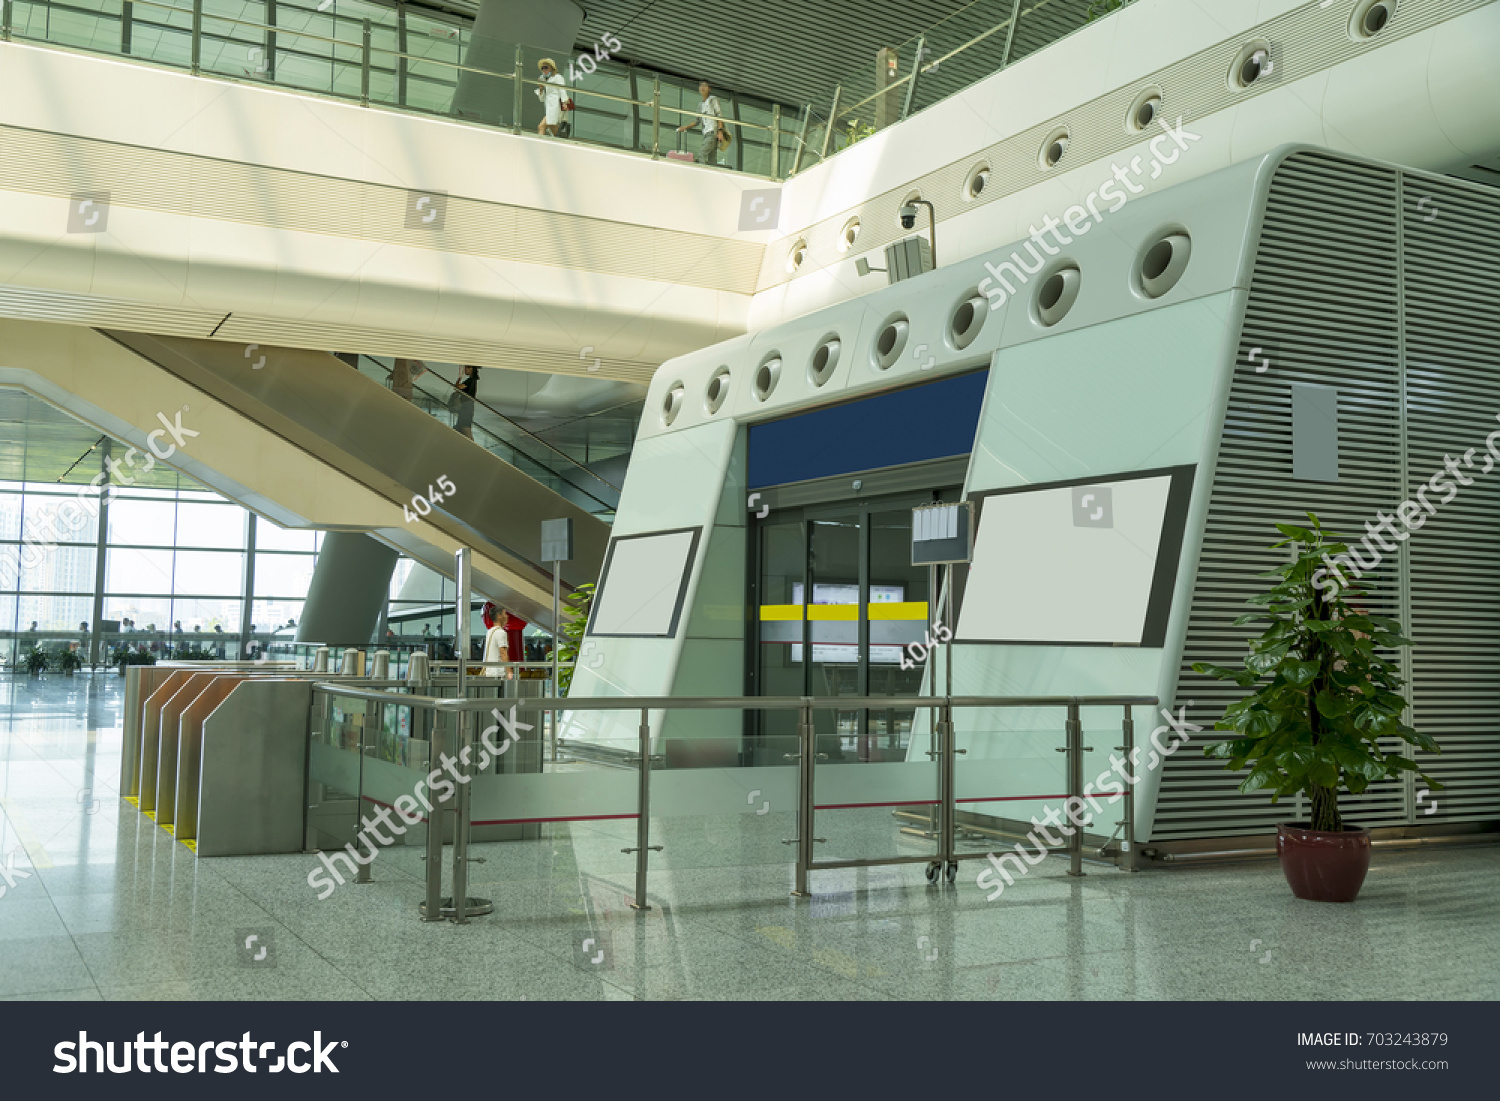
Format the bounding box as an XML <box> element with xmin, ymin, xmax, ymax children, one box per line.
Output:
<box><xmin>957</xmin><ymin>475</ymin><xmax>1173</xmax><ymax>645</ymax></box>
<box><xmin>591</xmin><ymin>529</ymin><xmax>698</xmax><ymax>636</ymax></box>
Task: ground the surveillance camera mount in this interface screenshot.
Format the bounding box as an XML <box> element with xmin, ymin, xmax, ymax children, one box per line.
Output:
<box><xmin>902</xmin><ymin>199</ymin><xmax>937</xmax><ymax>268</ymax></box>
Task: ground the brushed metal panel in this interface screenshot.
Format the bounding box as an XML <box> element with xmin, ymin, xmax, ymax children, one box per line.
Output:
<box><xmin>174</xmin><ymin>674</ymin><xmax>242</xmax><ymax>843</ymax></box>
<box><xmin>136</xmin><ymin>670</ymin><xmax>193</xmax><ymax>814</ymax></box>
<box><xmin>121</xmin><ymin>665</ymin><xmax>175</xmax><ymax>799</ymax></box>
<box><xmin>154</xmin><ymin>673</ymin><xmax>219</xmax><ymax>828</ymax></box>
<box><xmin>196</xmin><ymin>680</ymin><xmax>314</xmax><ymax>857</ymax></box>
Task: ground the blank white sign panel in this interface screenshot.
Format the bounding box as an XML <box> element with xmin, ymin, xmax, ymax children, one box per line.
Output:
<box><xmin>591</xmin><ymin>529</ymin><xmax>698</xmax><ymax>637</ymax></box>
<box><xmin>957</xmin><ymin>476</ymin><xmax>1173</xmax><ymax>645</ymax></box>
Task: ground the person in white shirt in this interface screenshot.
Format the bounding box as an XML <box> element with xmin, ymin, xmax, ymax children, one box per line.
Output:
<box><xmin>536</xmin><ymin>58</ymin><xmax>568</xmax><ymax>136</ymax></box>
<box><xmin>676</xmin><ymin>80</ymin><xmax>724</xmax><ymax>165</ymax></box>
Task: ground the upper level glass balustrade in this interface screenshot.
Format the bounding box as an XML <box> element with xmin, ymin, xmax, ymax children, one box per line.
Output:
<box><xmin>1</xmin><ymin>0</ymin><xmax>1125</xmax><ymax>178</ymax></box>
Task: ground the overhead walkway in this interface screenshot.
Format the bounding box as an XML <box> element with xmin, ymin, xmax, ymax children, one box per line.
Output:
<box><xmin>0</xmin><ymin>317</ymin><xmax>609</xmax><ymax>626</ymax></box>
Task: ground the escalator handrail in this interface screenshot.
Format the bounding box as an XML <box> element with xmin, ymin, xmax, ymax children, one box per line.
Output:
<box><xmin>361</xmin><ymin>355</ymin><xmax>623</xmax><ymax>506</ymax></box>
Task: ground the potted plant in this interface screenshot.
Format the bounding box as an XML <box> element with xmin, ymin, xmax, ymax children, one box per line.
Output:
<box><xmin>554</xmin><ymin>582</ymin><xmax>596</xmax><ymax>695</ymax></box>
<box><xmin>58</xmin><ymin>648</ymin><xmax>84</xmax><ymax>676</ymax></box>
<box><xmin>114</xmin><ymin>647</ymin><xmax>157</xmax><ymax>676</ymax></box>
<box><xmin>20</xmin><ymin>646</ymin><xmax>48</xmax><ymax>676</ymax></box>
<box><xmin>1192</xmin><ymin>514</ymin><xmax>1441</xmax><ymax>903</ymax></box>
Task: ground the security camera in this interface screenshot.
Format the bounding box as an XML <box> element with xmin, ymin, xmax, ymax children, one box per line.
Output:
<box><xmin>899</xmin><ymin>203</ymin><xmax>918</xmax><ymax>230</ymax></box>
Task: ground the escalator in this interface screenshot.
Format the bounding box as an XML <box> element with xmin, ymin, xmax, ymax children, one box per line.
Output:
<box><xmin>0</xmin><ymin>318</ymin><xmax>614</xmax><ymax>626</ymax></box>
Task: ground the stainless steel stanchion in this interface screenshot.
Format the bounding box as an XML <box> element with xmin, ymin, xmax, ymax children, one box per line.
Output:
<box><xmin>355</xmin><ymin>708</ymin><xmax>373</xmax><ymax>884</ymax></box>
<box><xmin>1064</xmin><ymin>701</ymin><xmax>1085</xmax><ymax>877</ymax></box>
<box><xmin>448</xmin><ymin>709</ymin><xmax>492</xmax><ymax>922</ymax></box>
<box><xmin>790</xmin><ymin>702</ymin><xmax>819</xmax><ymax>897</ymax></box>
<box><xmin>1121</xmin><ymin>705</ymin><xmax>1137</xmax><ymax>872</ymax></box>
<box><xmin>420</xmin><ymin>712</ymin><xmax>446</xmax><ymax>922</ymax></box>
<box><xmin>623</xmin><ymin>708</ymin><xmax>661</xmax><ymax>909</ymax></box>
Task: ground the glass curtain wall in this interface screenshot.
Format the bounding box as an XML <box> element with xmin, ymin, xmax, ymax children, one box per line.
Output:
<box><xmin>0</xmin><ymin>471</ymin><xmax>323</xmax><ymax>668</ymax></box>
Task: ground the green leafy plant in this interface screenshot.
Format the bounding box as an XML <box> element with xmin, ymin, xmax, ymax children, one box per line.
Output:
<box><xmin>57</xmin><ymin>648</ymin><xmax>84</xmax><ymax>674</ymax></box>
<box><xmin>20</xmin><ymin>646</ymin><xmax>49</xmax><ymax>674</ymax></box>
<box><xmin>554</xmin><ymin>581</ymin><xmax>596</xmax><ymax>696</ymax></box>
<box><xmin>112</xmin><ymin>647</ymin><xmax>157</xmax><ymax>667</ymax></box>
<box><xmin>1086</xmin><ymin>0</ymin><xmax>1128</xmax><ymax>20</ymax></box>
<box><xmin>1192</xmin><ymin>514</ymin><xmax>1440</xmax><ymax>832</ymax></box>
<box><xmin>842</xmin><ymin>119</ymin><xmax>877</xmax><ymax>148</ymax></box>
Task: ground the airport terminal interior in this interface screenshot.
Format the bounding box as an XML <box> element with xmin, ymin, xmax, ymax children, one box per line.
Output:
<box><xmin>1</xmin><ymin>0</ymin><xmax>1498</xmax><ymax>1002</ymax></box>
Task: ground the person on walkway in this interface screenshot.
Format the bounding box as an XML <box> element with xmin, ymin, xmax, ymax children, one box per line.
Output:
<box><xmin>453</xmin><ymin>365</ymin><xmax>480</xmax><ymax>439</ymax></box>
<box><xmin>536</xmin><ymin>59</ymin><xmax>568</xmax><ymax>137</ymax></box>
<box><xmin>677</xmin><ymin>81</ymin><xmax>724</xmax><ymax>165</ymax></box>
<box><xmin>391</xmin><ymin>358</ymin><xmax>427</xmax><ymax>402</ymax></box>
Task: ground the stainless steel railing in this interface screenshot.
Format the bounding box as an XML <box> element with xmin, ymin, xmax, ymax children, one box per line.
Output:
<box><xmin>310</xmin><ymin>681</ymin><xmax>1156</xmax><ymax>920</ymax></box>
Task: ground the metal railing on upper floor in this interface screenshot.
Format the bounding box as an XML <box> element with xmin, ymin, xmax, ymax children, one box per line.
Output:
<box><xmin>0</xmin><ymin>0</ymin><xmax>807</xmax><ymax>178</ymax></box>
<box><xmin>0</xmin><ymin>0</ymin><xmax>1131</xmax><ymax>179</ymax></box>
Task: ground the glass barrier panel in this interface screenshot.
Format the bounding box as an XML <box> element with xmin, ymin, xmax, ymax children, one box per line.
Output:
<box><xmin>305</xmin><ymin>691</ymin><xmax>367</xmax><ymax>851</ymax></box>
<box><xmin>951</xmin><ymin>701</ymin><xmax>1156</xmax><ymax>862</ymax></box>
<box><xmin>813</xmin><ymin>703</ymin><xmax>939</xmax><ymax>864</ymax></box>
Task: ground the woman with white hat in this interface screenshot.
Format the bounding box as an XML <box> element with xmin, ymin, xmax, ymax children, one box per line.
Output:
<box><xmin>536</xmin><ymin>58</ymin><xmax>568</xmax><ymax>137</ymax></box>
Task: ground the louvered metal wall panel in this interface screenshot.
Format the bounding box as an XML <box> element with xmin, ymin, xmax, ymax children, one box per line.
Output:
<box><xmin>1154</xmin><ymin>151</ymin><xmax>1500</xmax><ymax>841</ymax></box>
<box><xmin>1401</xmin><ymin>175</ymin><xmax>1500</xmax><ymax>822</ymax></box>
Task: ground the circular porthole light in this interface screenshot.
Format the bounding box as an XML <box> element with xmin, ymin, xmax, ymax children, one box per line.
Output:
<box><xmin>1040</xmin><ymin>126</ymin><xmax>1071</xmax><ymax>169</ymax></box>
<box><xmin>808</xmin><ymin>336</ymin><xmax>841</xmax><ymax>387</ymax></box>
<box><xmin>1137</xmin><ymin>231</ymin><xmax>1192</xmax><ymax>299</ymax></box>
<box><xmin>753</xmin><ymin>354</ymin><xmax>782</xmax><ymax>401</ymax></box>
<box><xmin>1230</xmin><ymin>39</ymin><xmax>1274</xmax><ymax>89</ymax></box>
<box><xmin>662</xmin><ymin>382</ymin><xmax>685</xmax><ymax>426</ymax></box>
<box><xmin>786</xmin><ymin>239</ymin><xmax>808</xmax><ymax>273</ymax></box>
<box><xmin>838</xmin><ymin>218</ymin><xmax>861</xmax><ymax>252</ymax></box>
<box><xmin>1034</xmin><ymin>264</ymin><xmax>1082</xmax><ymax>327</ymax></box>
<box><xmin>949</xmin><ymin>290</ymin><xmax>988</xmax><ymax>350</ymax></box>
<box><xmin>1350</xmin><ymin>0</ymin><xmax>1396</xmax><ymax>39</ymax></box>
<box><xmin>705</xmin><ymin>367</ymin><xmax>731</xmax><ymax>414</ymax></box>
<box><xmin>872</xmin><ymin>315</ymin><xmax>909</xmax><ymax>371</ymax></box>
<box><xmin>964</xmin><ymin>162</ymin><xmax>990</xmax><ymax>200</ymax></box>
<box><xmin>1127</xmin><ymin>87</ymin><xmax>1162</xmax><ymax>133</ymax></box>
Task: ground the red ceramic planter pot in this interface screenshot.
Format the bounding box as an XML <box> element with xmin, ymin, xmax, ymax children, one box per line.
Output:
<box><xmin>1277</xmin><ymin>822</ymin><xmax>1372</xmax><ymax>903</ymax></box>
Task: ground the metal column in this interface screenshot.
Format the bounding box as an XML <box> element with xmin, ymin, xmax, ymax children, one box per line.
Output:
<box><xmin>420</xmin><ymin>708</ymin><xmax>447</xmax><ymax>921</ymax></box>
<box><xmin>818</xmin><ymin>85</ymin><xmax>841</xmax><ymax>160</ymax></box>
<box><xmin>623</xmin><ymin>708</ymin><xmax>661</xmax><ymax>909</ymax></box>
<box><xmin>1064</xmin><ymin>701</ymin><xmax>1085</xmax><ymax>877</ymax></box>
<box><xmin>512</xmin><ymin>45</ymin><xmax>524</xmax><ymax>132</ymax></box>
<box><xmin>1120</xmin><ymin>705</ymin><xmax>1138</xmax><ymax>872</ymax></box>
<box><xmin>791</xmin><ymin>702</ymin><xmax>816</xmax><ymax>897</ymax></box>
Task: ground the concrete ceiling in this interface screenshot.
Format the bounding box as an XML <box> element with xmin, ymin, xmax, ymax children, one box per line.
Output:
<box><xmin>0</xmin><ymin>388</ymin><xmax>193</xmax><ymax>489</ymax></box>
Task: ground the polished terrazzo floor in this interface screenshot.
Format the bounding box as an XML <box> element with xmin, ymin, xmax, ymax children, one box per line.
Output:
<box><xmin>1</xmin><ymin>675</ymin><xmax>1496</xmax><ymax>1000</ymax></box>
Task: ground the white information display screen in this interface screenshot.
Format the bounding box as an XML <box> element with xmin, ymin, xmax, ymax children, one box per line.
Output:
<box><xmin>589</xmin><ymin>528</ymin><xmax>700</xmax><ymax>637</ymax></box>
<box><xmin>957</xmin><ymin>474</ymin><xmax>1176</xmax><ymax>645</ymax></box>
